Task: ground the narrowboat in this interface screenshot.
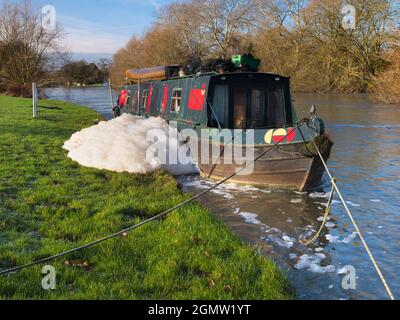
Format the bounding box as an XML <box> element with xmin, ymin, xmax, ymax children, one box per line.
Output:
<box><xmin>114</xmin><ymin>55</ymin><xmax>333</xmax><ymax>191</ymax></box>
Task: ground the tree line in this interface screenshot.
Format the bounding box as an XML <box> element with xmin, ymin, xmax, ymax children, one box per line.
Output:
<box><xmin>60</xmin><ymin>59</ymin><xmax>110</xmax><ymax>87</ymax></box>
<box><xmin>111</xmin><ymin>0</ymin><xmax>400</xmax><ymax>103</ymax></box>
<box><xmin>1</xmin><ymin>0</ymin><xmax>399</xmax><ymax>103</ymax></box>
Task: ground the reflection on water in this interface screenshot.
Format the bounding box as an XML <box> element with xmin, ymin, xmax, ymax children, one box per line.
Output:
<box><xmin>45</xmin><ymin>88</ymin><xmax>400</xmax><ymax>300</ymax></box>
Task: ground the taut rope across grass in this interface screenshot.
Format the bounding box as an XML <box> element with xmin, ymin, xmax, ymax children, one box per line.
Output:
<box><xmin>0</xmin><ymin>125</ymin><xmax>300</xmax><ymax>276</ymax></box>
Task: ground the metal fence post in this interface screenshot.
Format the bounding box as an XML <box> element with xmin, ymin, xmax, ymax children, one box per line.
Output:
<box><xmin>32</xmin><ymin>83</ymin><xmax>38</xmax><ymax>118</ymax></box>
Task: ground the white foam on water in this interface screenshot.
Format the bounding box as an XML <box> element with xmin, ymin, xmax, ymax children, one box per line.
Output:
<box><xmin>317</xmin><ymin>216</ymin><xmax>331</xmax><ymax>222</ymax></box>
<box><xmin>181</xmin><ymin>177</ymin><xmax>273</xmax><ymax>201</ymax></box>
<box><xmin>265</xmin><ymin>227</ymin><xmax>281</xmax><ymax>234</ymax></box>
<box><xmin>341</xmin><ymin>232</ymin><xmax>358</xmax><ymax>244</ymax></box>
<box><xmin>326</xmin><ymin>234</ymin><xmax>340</xmax><ymax>243</ymax></box>
<box><xmin>294</xmin><ymin>254</ymin><xmax>336</xmax><ymax>274</ymax></box>
<box><xmin>337</xmin><ymin>267</ymin><xmax>349</xmax><ymax>275</ymax></box>
<box><xmin>289</xmin><ymin>253</ymin><xmax>298</xmax><ymax>260</ymax></box>
<box><xmin>346</xmin><ymin>201</ymin><xmax>361</xmax><ymax>207</ymax></box>
<box><xmin>316</xmin><ymin>202</ymin><xmax>329</xmax><ymax>207</ymax></box>
<box><xmin>223</xmin><ymin>184</ymin><xmax>259</xmax><ymax>192</ymax></box>
<box><xmin>326</xmin><ymin>232</ymin><xmax>358</xmax><ymax>244</ymax></box>
<box><xmin>63</xmin><ymin>114</ymin><xmax>199</xmax><ymax>176</ymax></box>
<box><xmin>309</xmin><ymin>264</ymin><xmax>336</xmax><ymax>274</ymax></box>
<box><xmin>239</xmin><ymin>212</ymin><xmax>261</xmax><ymax>225</ymax></box>
<box><xmin>270</xmin><ymin>235</ymin><xmax>296</xmax><ymax>249</ymax></box>
<box><xmin>302</xmin><ymin>230</ymin><xmax>315</xmax><ymax>239</ymax></box>
<box><xmin>233</xmin><ymin>207</ymin><xmax>241</xmax><ymax>214</ymax></box>
<box><xmin>282</xmin><ymin>235</ymin><xmax>296</xmax><ymax>247</ymax></box>
<box><xmin>210</xmin><ymin>189</ymin><xmax>235</xmax><ymax>199</ymax></box>
<box><xmin>370</xmin><ymin>199</ymin><xmax>381</xmax><ymax>203</ymax></box>
<box><xmin>291</xmin><ymin>199</ymin><xmax>303</xmax><ymax>204</ymax></box>
<box><xmin>309</xmin><ymin>192</ymin><xmax>329</xmax><ymax>199</ymax></box>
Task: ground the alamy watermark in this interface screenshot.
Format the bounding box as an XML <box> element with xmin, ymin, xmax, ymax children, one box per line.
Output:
<box><xmin>339</xmin><ymin>265</ymin><xmax>357</xmax><ymax>290</ymax></box>
<box><xmin>341</xmin><ymin>5</ymin><xmax>356</xmax><ymax>30</ymax></box>
<box><xmin>41</xmin><ymin>265</ymin><xmax>56</xmax><ymax>290</ymax></box>
<box><xmin>41</xmin><ymin>5</ymin><xmax>56</xmax><ymax>30</ymax></box>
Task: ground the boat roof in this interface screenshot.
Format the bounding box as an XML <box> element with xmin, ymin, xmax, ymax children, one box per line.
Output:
<box><xmin>163</xmin><ymin>72</ymin><xmax>289</xmax><ymax>82</ymax></box>
<box><xmin>125</xmin><ymin>65</ymin><xmax>289</xmax><ymax>85</ymax></box>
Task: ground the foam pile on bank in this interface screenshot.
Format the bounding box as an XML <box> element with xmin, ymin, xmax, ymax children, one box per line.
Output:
<box><xmin>63</xmin><ymin>114</ymin><xmax>198</xmax><ymax>175</ymax></box>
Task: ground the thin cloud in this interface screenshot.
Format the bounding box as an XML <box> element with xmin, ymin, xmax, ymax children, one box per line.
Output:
<box><xmin>51</xmin><ymin>0</ymin><xmax>171</xmax><ymax>54</ymax></box>
<box><xmin>59</xmin><ymin>15</ymin><xmax>131</xmax><ymax>54</ymax></box>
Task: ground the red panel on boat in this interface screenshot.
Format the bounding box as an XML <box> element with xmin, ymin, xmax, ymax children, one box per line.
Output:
<box><xmin>188</xmin><ymin>88</ymin><xmax>206</xmax><ymax>111</ymax></box>
<box><xmin>146</xmin><ymin>85</ymin><xmax>153</xmax><ymax>112</ymax></box>
<box><xmin>161</xmin><ymin>84</ymin><xmax>168</xmax><ymax>111</ymax></box>
<box><xmin>119</xmin><ymin>90</ymin><xmax>128</xmax><ymax>106</ymax></box>
<box><xmin>287</xmin><ymin>128</ymin><xmax>296</xmax><ymax>142</ymax></box>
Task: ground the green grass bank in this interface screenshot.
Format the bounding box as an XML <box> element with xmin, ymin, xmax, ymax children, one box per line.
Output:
<box><xmin>0</xmin><ymin>95</ymin><xmax>292</xmax><ymax>300</ymax></box>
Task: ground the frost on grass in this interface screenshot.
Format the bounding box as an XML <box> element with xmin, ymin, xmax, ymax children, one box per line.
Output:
<box><xmin>63</xmin><ymin>114</ymin><xmax>199</xmax><ymax>175</ymax></box>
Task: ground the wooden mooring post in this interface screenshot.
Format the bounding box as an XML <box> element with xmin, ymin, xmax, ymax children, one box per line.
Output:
<box><xmin>32</xmin><ymin>83</ymin><xmax>38</xmax><ymax>118</ymax></box>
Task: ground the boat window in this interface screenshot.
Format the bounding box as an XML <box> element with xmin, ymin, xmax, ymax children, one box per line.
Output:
<box><xmin>141</xmin><ymin>89</ymin><xmax>149</xmax><ymax>109</ymax></box>
<box><xmin>266</xmin><ymin>84</ymin><xmax>286</xmax><ymax>128</ymax></box>
<box><xmin>249</xmin><ymin>88</ymin><xmax>267</xmax><ymax>128</ymax></box>
<box><xmin>171</xmin><ymin>89</ymin><xmax>182</xmax><ymax>113</ymax></box>
<box><xmin>211</xmin><ymin>85</ymin><xmax>229</xmax><ymax>128</ymax></box>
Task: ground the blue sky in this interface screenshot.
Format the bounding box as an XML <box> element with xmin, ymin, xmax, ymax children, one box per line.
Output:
<box><xmin>30</xmin><ymin>0</ymin><xmax>175</xmax><ymax>59</ymax></box>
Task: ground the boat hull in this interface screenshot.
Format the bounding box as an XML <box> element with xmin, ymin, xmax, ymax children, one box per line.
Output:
<box><xmin>191</xmin><ymin>140</ymin><xmax>330</xmax><ymax>191</ymax></box>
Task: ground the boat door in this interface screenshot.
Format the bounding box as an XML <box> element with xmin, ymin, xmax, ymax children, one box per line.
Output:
<box><xmin>232</xmin><ymin>86</ymin><xmax>247</xmax><ymax>129</ymax></box>
<box><xmin>232</xmin><ymin>83</ymin><xmax>267</xmax><ymax>129</ymax></box>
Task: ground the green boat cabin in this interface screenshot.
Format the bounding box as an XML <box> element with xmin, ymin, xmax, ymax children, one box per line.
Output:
<box><xmin>120</xmin><ymin>72</ymin><xmax>297</xmax><ymax>131</ymax></box>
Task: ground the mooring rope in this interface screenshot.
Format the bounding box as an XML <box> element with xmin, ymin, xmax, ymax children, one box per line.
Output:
<box><xmin>0</xmin><ymin>126</ymin><xmax>300</xmax><ymax>276</ymax></box>
<box><xmin>300</xmin><ymin>177</ymin><xmax>336</xmax><ymax>246</ymax></box>
<box><xmin>308</xmin><ymin>138</ymin><xmax>395</xmax><ymax>301</ymax></box>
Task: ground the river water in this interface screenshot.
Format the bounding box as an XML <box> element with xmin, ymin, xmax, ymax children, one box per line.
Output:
<box><xmin>45</xmin><ymin>88</ymin><xmax>400</xmax><ymax>300</ymax></box>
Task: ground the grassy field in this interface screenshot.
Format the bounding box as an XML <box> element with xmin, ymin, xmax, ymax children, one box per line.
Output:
<box><xmin>0</xmin><ymin>95</ymin><xmax>292</xmax><ymax>300</ymax></box>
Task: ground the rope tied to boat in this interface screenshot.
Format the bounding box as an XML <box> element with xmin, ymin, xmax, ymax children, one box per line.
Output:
<box><xmin>305</xmin><ymin>135</ymin><xmax>395</xmax><ymax>301</ymax></box>
<box><xmin>300</xmin><ymin>177</ymin><xmax>336</xmax><ymax>246</ymax></box>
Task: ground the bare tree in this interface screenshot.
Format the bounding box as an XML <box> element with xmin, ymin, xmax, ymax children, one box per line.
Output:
<box><xmin>194</xmin><ymin>0</ymin><xmax>257</xmax><ymax>58</ymax></box>
<box><xmin>159</xmin><ymin>2</ymin><xmax>212</xmax><ymax>61</ymax></box>
<box><xmin>0</xmin><ymin>0</ymin><xmax>64</xmax><ymax>86</ymax></box>
<box><xmin>110</xmin><ymin>24</ymin><xmax>187</xmax><ymax>86</ymax></box>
